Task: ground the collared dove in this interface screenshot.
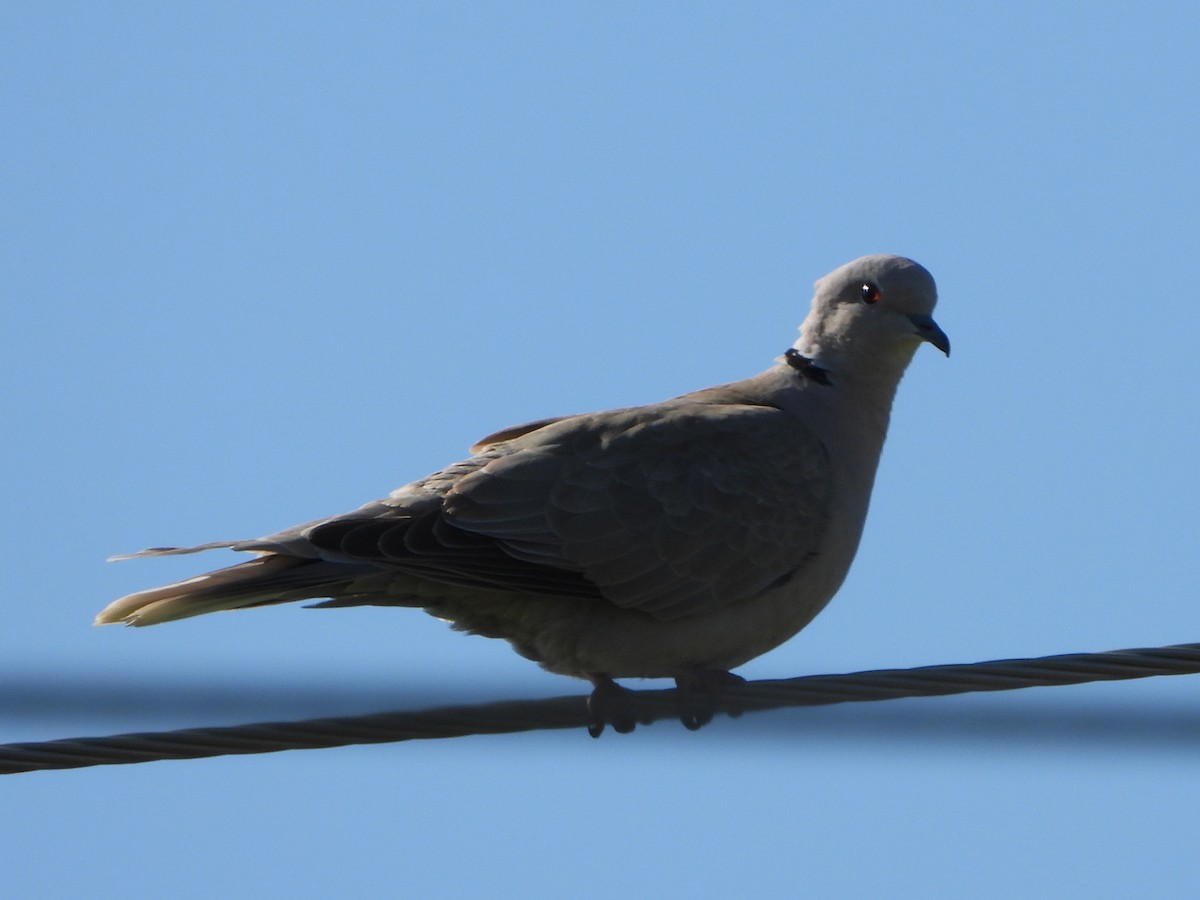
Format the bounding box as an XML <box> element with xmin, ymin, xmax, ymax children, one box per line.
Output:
<box><xmin>97</xmin><ymin>254</ymin><xmax>948</xmax><ymax>729</ymax></box>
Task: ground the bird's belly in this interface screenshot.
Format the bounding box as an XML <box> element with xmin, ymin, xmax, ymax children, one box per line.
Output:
<box><xmin>418</xmin><ymin>476</ymin><xmax>872</xmax><ymax>680</ymax></box>
<box><xmin>422</xmin><ymin>535</ymin><xmax>858</xmax><ymax>680</ymax></box>
<box><xmin>547</xmin><ymin>556</ymin><xmax>852</xmax><ymax>678</ymax></box>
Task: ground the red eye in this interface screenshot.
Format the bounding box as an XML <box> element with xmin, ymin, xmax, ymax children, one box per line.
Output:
<box><xmin>861</xmin><ymin>282</ymin><xmax>881</xmax><ymax>304</ymax></box>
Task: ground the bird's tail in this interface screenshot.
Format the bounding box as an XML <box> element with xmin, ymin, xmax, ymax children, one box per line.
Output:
<box><xmin>95</xmin><ymin>547</ymin><xmax>367</xmax><ymax>627</ymax></box>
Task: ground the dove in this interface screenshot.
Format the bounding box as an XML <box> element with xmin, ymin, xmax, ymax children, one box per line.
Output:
<box><xmin>97</xmin><ymin>254</ymin><xmax>948</xmax><ymax>730</ymax></box>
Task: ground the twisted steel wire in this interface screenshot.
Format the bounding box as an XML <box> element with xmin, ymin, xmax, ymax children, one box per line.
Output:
<box><xmin>3</xmin><ymin>641</ymin><xmax>1198</xmax><ymax>775</ymax></box>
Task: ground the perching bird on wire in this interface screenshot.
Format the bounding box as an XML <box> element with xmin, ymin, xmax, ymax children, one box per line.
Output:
<box><xmin>97</xmin><ymin>254</ymin><xmax>949</xmax><ymax>733</ymax></box>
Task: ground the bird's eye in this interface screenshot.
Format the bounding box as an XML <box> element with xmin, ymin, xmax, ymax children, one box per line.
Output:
<box><xmin>860</xmin><ymin>282</ymin><xmax>881</xmax><ymax>304</ymax></box>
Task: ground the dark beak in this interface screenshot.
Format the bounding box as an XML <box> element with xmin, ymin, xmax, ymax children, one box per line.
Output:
<box><xmin>908</xmin><ymin>313</ymin><xmax>950</xmax><ymax>357</ymax></box>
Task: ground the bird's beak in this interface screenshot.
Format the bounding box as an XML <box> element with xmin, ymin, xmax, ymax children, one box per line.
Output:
<box><xmin>908</xmin><ymin>313</ymin><xmax>950</xmax><ymax>357</ymax></box>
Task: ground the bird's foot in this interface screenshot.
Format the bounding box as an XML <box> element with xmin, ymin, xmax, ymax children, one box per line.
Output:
<box><xmin>586</xmin><ymin>675</ymin><xmax>639</xmax><ymax>738</ymax></box>
<box><xmin>674</xmin><ymin>669</ymin><xmax>746</xmax><ymax>730</ymax></box>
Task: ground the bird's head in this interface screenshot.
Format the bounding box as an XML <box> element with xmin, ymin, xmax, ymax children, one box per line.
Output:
<box><xmin>792</xmin><ymin>255</ymin><xmax>949</xmax><ymax>378</ymax></box>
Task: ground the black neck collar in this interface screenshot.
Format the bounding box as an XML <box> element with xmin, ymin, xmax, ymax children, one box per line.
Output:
<box><xmin>783</xmin><ymin>348</ymin><xmax>832</xmax><ymax>386</ymax></box>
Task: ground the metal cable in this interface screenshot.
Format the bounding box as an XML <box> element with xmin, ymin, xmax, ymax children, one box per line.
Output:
<box><xmin>3</xmin><ymin>641</ymin><xmax>1198</xmax><ymax>775</ymax></box>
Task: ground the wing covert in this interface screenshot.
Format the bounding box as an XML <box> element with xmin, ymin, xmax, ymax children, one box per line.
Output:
<box><xmin>444</xmin><ymin>402</ymin><xmax>834</xmax><ymax>620</ymax></box>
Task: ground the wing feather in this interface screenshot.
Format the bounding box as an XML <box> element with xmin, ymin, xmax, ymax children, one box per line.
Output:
<box><xmin>293</xmin><ymin>399</ymin><xmax>833</xmax><ymax>622</ymax></box>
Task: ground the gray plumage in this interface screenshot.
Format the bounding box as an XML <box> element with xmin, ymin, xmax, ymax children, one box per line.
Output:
<box><xmin>97</xmin><ymin>254</ymin><xmax>948</xmax><ymax>686</ymax></box>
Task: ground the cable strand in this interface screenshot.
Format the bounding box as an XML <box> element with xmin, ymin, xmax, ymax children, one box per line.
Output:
<box><xmin>3</xmin><ymin>641</ymin><xmax>1198</xmax><ymax>775</ymax></box>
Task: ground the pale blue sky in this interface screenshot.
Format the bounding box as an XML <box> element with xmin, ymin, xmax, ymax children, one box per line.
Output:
<box><xmin>3</xmin><ymin>2</ymin><xmax>1199</xmax><ymax>897</ymax></box>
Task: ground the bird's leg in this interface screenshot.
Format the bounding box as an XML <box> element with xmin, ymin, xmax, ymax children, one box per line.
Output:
<box><xmin>673</xmin><ymin>669</ymin><xmax>746</xmax><ymax>730</ymax></box>
<box><xmin>586</xmin><ymin>675</ymin><xmax>639</xmax><ymax>738</ymax></box>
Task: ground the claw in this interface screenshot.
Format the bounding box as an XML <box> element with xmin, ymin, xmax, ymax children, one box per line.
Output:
<box><xmin>587</xmin><ymin>675</ymin><xmax>638</xmax><ymax>737</ymax></box>
<box><xmin>674</xmin><ymin>669</ymin><xmax>745</xmax><ymax>730</ymax></box>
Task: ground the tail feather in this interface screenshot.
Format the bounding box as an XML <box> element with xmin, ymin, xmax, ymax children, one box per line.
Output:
<box><xmin>96</xmin><ymin>554</ymin><xmax>359</xmax><ymax>627</ymax></box>
<box><xmin>106</xmin><ymin>541</ymin><xmax>243</xmax><ymax>562</ymax></box>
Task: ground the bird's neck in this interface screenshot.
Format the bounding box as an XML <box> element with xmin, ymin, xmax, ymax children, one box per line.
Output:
<box><xmin>790</xmin><ymin>329</ymin><xmax>920</xmax><ymax>391</ymax></box>
<box><xmin>775</xmin><ymin>338</ymin><xmax>918</xmax><ymax>478</ymax></box>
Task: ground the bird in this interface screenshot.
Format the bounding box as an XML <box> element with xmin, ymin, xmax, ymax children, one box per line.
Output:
<box><xmin>96</xmin><ymin>254</ymin><xmax>949</xmax><ymax>732</ymax></box>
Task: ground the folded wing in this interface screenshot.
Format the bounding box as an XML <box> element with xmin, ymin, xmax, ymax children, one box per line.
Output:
<box><xmin>306</xmin><ymin>400</ymin><xmax>833</xmax><ymax>621</ymax></box>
